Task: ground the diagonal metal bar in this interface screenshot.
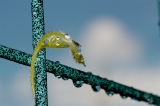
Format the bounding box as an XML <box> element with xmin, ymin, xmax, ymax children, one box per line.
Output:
<box><xmin>0</xmin><ymin>44</ymin><xmax>160</xmax><ymax>106</ymax></box>
<box><xmin>31</xmin><ymin>0</ymin><xmax>48</xmax><ymax>106</ymax></box>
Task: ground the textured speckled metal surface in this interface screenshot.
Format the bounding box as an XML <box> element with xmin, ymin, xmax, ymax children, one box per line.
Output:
<box><xmin>31</xmin><ymin>0</ymin><xmax>48</xmax><ymax>105</ymax></box>
<box><xmin>0</xmin><ymin>44</ymin><xmax>160</xmax><ymax>105</ymax></box>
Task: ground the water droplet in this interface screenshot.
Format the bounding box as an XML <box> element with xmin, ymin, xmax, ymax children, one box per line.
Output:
<box><xmin>55</xmin><ymin>61</ymin><xmax>60</xmax><ymax>64</ymax></box>
<box><xmin>106</xmin><ymin>91</ymin><xmax>114</xmax><ymax>96</ymax></box>
<box><xmin>65</xmin><ymin>34</ymin><xmax>70</xmax><ymax>39</ymax></box>
<box><xmin>55</xmin><ymin>75</ymin><xmax>61</xmax><ymax>79</ymax></box>
<box><xmin>76</xmin><ymin>47</ymin><xmax>82</xmax><ymax>54</ymax></box>
<box><xmin>59</xmin><ymin>37</ymin><xmax>63</xmax><ymax>41</ymax></box>
<box><xmin>120</xmin><ymin>95</ymin><xmax>127</xmax><ymax>99</ymax></box>
<box><xmin>73</xmin><ymin>80</ymin><xmax>84</xmax><ymax>88</ymax></box>
<box><xmin>56</xmin><ymin>37</ymin><xmax>59</xmax><ymax>40</ymax></box>
<box><xmin>62</xmin><ymin>76</ymin><xmax>68</xmax><ymax>80</ymax></box>
<box><xmin>56</xmin><ymin>43</ymin><xmax>60</xmax><ymax>46</ymax></box>
<box><xmin>92</xmin><ymin>85</ymin><xmax>101</xmax><ymax>92</ymax></box>
<box><xmin>44</xmin><ymin>39</ymin><xmax>49</xmax><ymax>44</ymax></box>
<box><xmin>86</xmin><ymin>72</ymin><xmax>92</xmax><ymax>74</ymax></box>
<box><xmin>131</xmin><ymin>98</ymin><xmax>138</xmax><ymax>103</ymax></box>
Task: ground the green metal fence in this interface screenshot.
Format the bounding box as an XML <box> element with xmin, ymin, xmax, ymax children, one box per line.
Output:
<box><xmin>0</xmin><ymin>0</ymin><xmax>160</xmax><ymax>106</ymax></box>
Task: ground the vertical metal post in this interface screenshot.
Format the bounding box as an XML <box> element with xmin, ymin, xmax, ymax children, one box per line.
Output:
<box><xmin>31</xmin><ymin>0</ymin><xmax>48</xmax><ymax>106</ymax></box>
<box><xmin>158</xmin><ymin>0</ymin><xmax>160</xmax><ymax>28</ymax></box>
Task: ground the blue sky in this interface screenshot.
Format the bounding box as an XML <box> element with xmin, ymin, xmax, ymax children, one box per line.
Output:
<box><xmin>0</xmin><ymin>0</ymin><xmax>160</xmax><ymax>106</ymax></box>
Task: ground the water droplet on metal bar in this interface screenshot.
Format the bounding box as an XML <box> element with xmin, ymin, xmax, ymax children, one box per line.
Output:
<box><xmin>92</xmin><ymin>85</ymin><xmax>101</xmax><ymax>92</ymax></box>
<box><xmin>131</xmin><ymin>98</ymin><xmax>138</xmax><ymax>103</ymax></box>
<box><xmin>55</xmin><ymin>75</ymin><xmax>61</xmax><ymax>79</ymax></box>
<box><xmin>62</xmin><ymin>76</ymin><xmax>68</xmax><ymax>80</ymax></box>
<box><xmin>55</xmin><ymin>61</ymin><xmax>60</xmax><ymax>64</ymax></box>
<box><xmin>120</xmin><ymin>95</ymin><xmax>127</xmax><ymax>99</ymax></box>
<box><xmin>73</xmin><ymin>80</ymin><xmax>84</xmax><ymax>88</ymax></box>
<box><xmin>106</xmin><ymin>91</ymin><xmax>114</xmax><ymax>96</ymax></box>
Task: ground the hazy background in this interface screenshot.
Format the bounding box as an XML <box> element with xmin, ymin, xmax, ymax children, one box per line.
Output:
<box><xmin>0</xmin><ymin>0</ymin><xmax>160</xmax><ymax>106</ymax></box>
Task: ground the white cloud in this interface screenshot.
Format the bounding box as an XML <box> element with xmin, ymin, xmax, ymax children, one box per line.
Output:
<box><xmin>80</xmin><ymin>17</ymin><xmax>144</xmax><ymax>69</ymax></box>
<box><xmin>10</xmin><ymin>67</ymin><xmax>33</xmax><ymax>106</ymax></box>
<box><xmin>50</xmin><ymin>17</ymin><xmax>160</xmax><ymax>106</ymax></box>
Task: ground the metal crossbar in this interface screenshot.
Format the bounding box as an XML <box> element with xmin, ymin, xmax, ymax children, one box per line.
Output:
<box><xmin>31</xmin><ymin>0</ymin><xmax>48</xmax><ymax>105</ymax></box>
<box><xmin>1</xmin><ymin>44</ymin><xmax>160</xmax><ymax>105</ymax></box>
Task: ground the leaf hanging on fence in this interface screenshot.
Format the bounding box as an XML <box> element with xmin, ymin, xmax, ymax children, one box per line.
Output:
<box><xmin>30</xmin><ymin>31</ymin><xmax>86</xmax><ymax>100</ymax></box>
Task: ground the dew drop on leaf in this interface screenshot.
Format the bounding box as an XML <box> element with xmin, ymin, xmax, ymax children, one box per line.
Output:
<box><xmin>65</xmin><ymin>34</ymin><xmax>70</xmax><ymax>39</ymax></box>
